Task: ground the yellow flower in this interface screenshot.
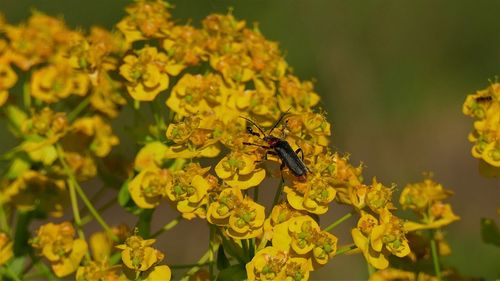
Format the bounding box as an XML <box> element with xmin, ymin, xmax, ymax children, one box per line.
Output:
<box><xmin>117</xmin><ymin>0</ymin><xmax>173</xmax><ymax>43</ymax></box>
<box><xmin>0</xmin><ymin>59</ymin><xmax>17</xmax><ymax>107</ymax></box>
<box><xmin>272</xmin><ymin>216</ymin><xmax>318</xmax><ymax>255</ymax></box>
<box><xmin>119</xmin><ymin>46</ymin><xmax>170</xmax><ymax>101</ymax></box>
<box><xmin>463</xmin><ymin>82</ymin><xmax>500</xmax><ymax>167</ymax></box>
<box><xmin>404</xmin><ymin>203</ymin><xmax>460</xmax><ymax>232</ymax></box>
<box><xmin>76</xmin><ymin>260</ymin><xmax>127</xmax><ymax>281</ymax></box>
<box><xmin>227</xmin><ymin>197</ymin><xmax>265</xmax><ymax>239</ymax></box>
<box><xmin>4</xmin><ymin>12</ymin><xmax>77</xmax><ymax>70</ymax></box>
<box><xmin>400</xmin><ymin>177</ymin><xmax>452</xmax><ymax>213</ymax></box>
<box><xmin>207</xmin><ymin>186</ymin><xmax>243</xmax><ymax>225</ymax></box>
<box><xmin>89</xmin><ymin>71</ymin><xmax>126</xmax><ymax>118</ymax></box>
<box><xmin>65</xmin><ymin>115</ymin><xmax>119</xmax><ymax>158</ymax></box>
<box><xmin>312</xmin><ymin>231</ymin><xmax>337</xmax><ymax>266</ymax></box>
<box><xmin>352</xmin><ymin>209</ymin><xmax>410</xmax><ymax>270</ymax></box>
<box><xmin>20</xmin><ymin>107</ymin><xmax>68</xmax><ymax>165</ymax></box>
<box><xmin>166</xmin><ymin>163</ymin><xmax>211</xmax><ymax>219</ymax></box>
<box><xmin>143</xmin><ymin>265</ymin><xmax>171</xmax><ymax>281</ymax></box>
<box><xmin>278</xmin><ymin>75</ymin><xmax>320</xmax><ymax>112</ymax></box>
<box><xmin>215</xmin><ymin>152</ymin><xmax>266</xmax><ymax>190</ymax></box>
<box><xmin>68</xmin><ymin>27</ymin><xmax>125</xmax><ymax>73</ymax></box>
<box><xmin>1</xmin><ymin>170</ymin><xmax>67</xmax><ymax>217</ymax></box>
<box><xmin>134</xmin><ymin>141</ymin><xmax>169</xmax><ymax>171</ymax></box>
<box><xmin>31</xmin><ymin>222</ymin><xmax>88</xmax><ymax>277</ymax></box>
<box><xmin>283</xmin><ymin>257</ymin><xmax>311</xmax><ymax>281</ymax></box>
<box><xmin>0</xmin><ymin>232</ymin><xmax>13</xmax><ymax>265</ymax></box>
<box><xmin>366</xmin><ymin>178</ymin><xmax>395</xmax><ymax>213</ymax></box>
<box><xmin>166</xmin><ymin>73</ymin><xmax>229</xmax><ymax>118</ymax></box>
<box><xmin>129</xmin><ymin>168</ymin><xmax>172</xmax><ymax>209</ymax></box>
<box><xmin>263</xmin><ymin>203</ymin><xmax>306</xmax><ymax>242</ymax></box>
<box><xmin>283</xmin><ymin>112</ymin><xmax>330</xmax><ymax>156</ymax></box>
<box><xmin>400</xmin><ymin>176</ymin><xmax>460</xmax><ymax>231</ymax></box>
<box><xmin>285</xmin><ymin>175</ymin><xmax>336</xmax><ymax>215</ymax></box>
<box><xmin>246</xmin><ymin>247</ymin><xmax>287</xmax><ymax>281</ymax></box>
<box><xmin>116</xmin><ymin>235</ymin><xmax>164</xmax><ymax>272</ymax></box>
<box><xmin>31</xmin><ymin>60</ymin><xmax>89</xmax><ymax>103</ymax></box>
<box><xmin>162</xmin><ymin>25</ymin><xmax>206</xmax><ymax>66</ymax></box>
<box><xmin>164</xmin><ymin>116</ymin><xmax>221</xmax><ymax>159</ymax></box>
<box><xmin>89</xmin><ymin>231</ymin><xmax>113</xmax><ymax>262</ymax></box>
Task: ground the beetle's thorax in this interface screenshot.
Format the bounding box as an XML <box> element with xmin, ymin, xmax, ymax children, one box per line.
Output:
<box><xmin>264</xmin><ymin>135</ymin><xmax>281</xmax><ymax>147</ymax></box>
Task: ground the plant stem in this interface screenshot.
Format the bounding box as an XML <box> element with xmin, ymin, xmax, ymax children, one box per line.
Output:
<box><xmin>68</xmin><ymin>180</ymin><xmax>88</xmax><ymax>259</ymax></box>
<box><xmin>253</xmin><ymin>186</ymin><xmax>259</xmax><ymax>202</ymax></box>
<box><xmin>150</xmin><ymin>215</ymin><xmax>181</xmax><ymax>238</ymax></box>
<box><xmin>367</xmin><ymin>263</ymin><xmax>375</xmax><ymax>277</ymax></box>
<box><xmin>80</xmin><ymin>197</ymin><xmax>117</xmax><ymax>226</ymax></box>
<box><xmin>55</xmin><ymin>144</ymin><xmax>117</xmax><ymax>241</ymax></box>
<box><xmin>324</xmin><ymin>211</ymin><xmax>355</xmax><ymax>232</ymax></box>
<box><xmin>208</xmin><ymin>225</ymin><xmax>215</xmax><ymax>280</ymax></box>
<box><xmin>0</xmin><ymin>200</ymin><xmax>9</xmax><ymax>232</ymax></box>
<box><xmin>180</xmin><ymin>250</ymin><xmax>211</xmax><ymax>281</ymax></box>
<box><xmin>430</xmin><ymin>233</ymin><xmax>442</xmax><ymax>281</ymax></box>
<box><xmin>170</xmin><ymin>262</ymin><xmax>212</xmax><ymax>269</ymax></box>
<box><xmin>67</xmin><ymin>96</ymin><xmax>90</xmax><ymax>122</ymax></box>
<box><xmin>334</xmin><ymin>244</ymin><xmax>357</xmax><ymax>256</ymax></box>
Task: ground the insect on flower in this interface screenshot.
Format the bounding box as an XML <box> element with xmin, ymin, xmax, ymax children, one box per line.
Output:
<box><xmin>240</xmin><ymin>112</ymin><xmax>309</xmax><ymax>181</ymax></box>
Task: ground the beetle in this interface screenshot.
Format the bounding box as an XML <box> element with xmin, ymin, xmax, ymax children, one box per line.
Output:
<box><xmin>240</xmin><ymin>112</ymin><xmax>308</xmax><ymax>181</ymax></box>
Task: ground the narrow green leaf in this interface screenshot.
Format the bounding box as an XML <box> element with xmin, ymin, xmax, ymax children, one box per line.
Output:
<box><xmin>216</xmin><ymin>264</ymin><xmax>246</xmax><ymax>281</ymax></box>
<box><xmin>216</xmin><ymin>245</ymin><xmax>230</xmax><ymax>270</ymax></box>
<box><xmin>481</xmin><ymin>218</ymin><xmax>500</xmax><ymax>247</ymax></box>
<box><xmin>118</xmin><ymin>179</ymin><xmax>130</xmax><ymax>207</ymax></box>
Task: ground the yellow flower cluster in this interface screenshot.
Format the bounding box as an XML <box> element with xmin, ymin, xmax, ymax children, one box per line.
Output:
<box><xmin>116</xmin><ymin>234</ymin><xmax>171</xmax><ymax>281</ymax></box>
<box><xmin>0</xmin><ymin>1</ymin><xmax>466</xmax><ymax>280</ymax></box>
<box><xmin>463</xmin><ymin>82</ymin><xmax>500</xmax><ymax>168</ymax></box>
<box><xmin>30</xmin><ymin>222</ymin><xmax>88</xmax><ymax>277</ymax></box>
<box><xmin>400</xmin><ymin>176</ymin><xmax>460</xmax><ymax>232</ymax></box>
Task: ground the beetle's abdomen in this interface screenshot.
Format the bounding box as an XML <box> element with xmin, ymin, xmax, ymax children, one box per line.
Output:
<box><xmin>273</xmin><ymin>140</ymin><xmax>308</xmax><ymax>177</ymax></box>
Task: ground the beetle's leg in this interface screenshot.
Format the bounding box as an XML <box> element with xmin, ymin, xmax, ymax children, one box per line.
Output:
<box><xmin>279</xmin><ymin>160</ymin><xmax>286</xmax><ymax>182</ymax></box>
<box><xmin>295</xmin><ymin>147</ymin><xmax>311</xmax><ymax>173</ymax></box>
<box><xmin>295</xmin><ymin>147</ymin><xmax>304</xmax><ymax>161</ymax></box>
<box><xmin>254</xmin><ymin>150</ymin><xmax>276</xmax><ymax>164</ymax></box>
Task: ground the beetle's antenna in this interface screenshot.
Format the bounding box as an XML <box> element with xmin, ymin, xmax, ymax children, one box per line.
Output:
<box><xmin>239</xmin><ymin>116</ymin><xmax>266</xmax><ymax>136</ymax></box>
<box><xmin>268</xmin><ymin>107</ymin><xmax>292</xmax><ymax>136</ymax></box>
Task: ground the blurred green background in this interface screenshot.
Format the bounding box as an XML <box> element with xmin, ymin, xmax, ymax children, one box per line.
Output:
<box><xmin>1</xmin><ymin>0</ymin><xmax>499</xmax><ymax>280</ymax></box>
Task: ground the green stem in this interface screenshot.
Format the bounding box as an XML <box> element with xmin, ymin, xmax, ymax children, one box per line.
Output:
<box><xmin>430</xmin><ymin>234</ymin><xmax>442</xmax><ymax>281</ymax></box>
<box><xmin>67</xmin><ymin>96</ymin><xmax>91</xmax><ymax>122</ymax></box>
<box><xmin>0</xmin><ymin>200</ymin><xmax>9</xmax><ymax>232</ymax></box>
<box><xmin>324</xmin><ymin>211</ymin><xmax>355</xmax><ymax>232</ymax></box>
<box><xmin>150</xmin><ymin>215</ymin><xmax>181</xmax><ymax>238</ymax></box>
<box><xmin>170</xmin><ymin>261</ymin><xmax>212</xmax><ymax>269</ymax></box>
<box><xmin>137</xmin><ymin>209</ymin><xmax>154</xmax><ymax>238</ymax></box>
<box><xmin>335</xmin><ymin>244</ymin><xmax>357</xmax><ymax>256</ymax></box>
<box><xmin>55</xmin><ymin>144</ymin><xmax>117</xmax><ymax>241</ymax></box>
<box><xmin>208</xmin><ymin>225</ymin><xmax>215</xmax><ymax>280</ymax></box>
<box><xmin>367</xmin><ymin>263</ymin><xmax>375</xmax><ymax>277</ymax></box>
<box><xmin>68</xmin><ymin>180</ymin><xmax>88</xmax><ymax>259</ymax></box>
<box><xmin>80</xmin><ymin>197</ymin><xmax>117</xmax><ymax>226</ymax></box>
<box><xmin>23</xmin><ymin>82</ymin><xmax>31</xmax><ymax>110</ymax></box>
<box><xmin>180</xmin><ymin>250</ymin><xmax>211</xmax><ymax>281</ymax></box>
